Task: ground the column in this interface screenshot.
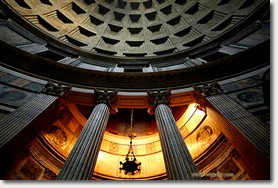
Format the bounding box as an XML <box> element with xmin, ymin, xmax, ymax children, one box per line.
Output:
<box><xmin>193</xmin><ymin>83</ymin><xmax>270</xmax><ymax>179</ymax></box>
<box><xmin>147</xmin><ymin>90</ymin><xmax>201</xmax><ymax>180</ymax></box>
<box><xmin>0</xmin><ymin>81</ymin><xmax>71</xmax><ymax>178</ymax></box>
<box><xmin>56</xmin><ymin>90</ymin><xmax>118</xmax><ymax>180</ymax></box>
<box><xmin>0</xmin><ymin>93</ymin><xmax>58</xmax><ymax>148</ymax></box>
<box><xmin>0</xmin><ymin>94</ymin><xmax>59</xmax><ymax>178</ymax></box>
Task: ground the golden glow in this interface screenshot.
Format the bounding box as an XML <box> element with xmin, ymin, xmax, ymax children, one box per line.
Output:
<box><xmin>177</xmin><ymin>103</ymin><xmax>207</xmax><ymax>136</ymax></box>
<box><xmin>94</xmin><ymin>103</ymin><xmax>221</xmax><ymax>178</ymax></box>
<box><xmin>95</xmin><ymin>150</ymin><xmax>166</xmax><ymax>179</ymax></box>
<box><xmin>41</xmin><ymin>103</ymin><xmax>221</xmax><ymax>179</ymax></box>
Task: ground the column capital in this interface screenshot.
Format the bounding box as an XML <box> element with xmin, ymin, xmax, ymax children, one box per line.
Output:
<box><xmin>192</xmin><ymin>81</ymin><xmax>223</xmax><ymax>113</ymax></box>
<box><xmin>147</xmin><ymin>89</ymin><xmax>171</xmax><ymax>114</ymax></box>
<box><xmin>42</xmin><ymin>81</ymin><xmax>72</xmax><ymax>96</ymax></box>
<box><xmin>192</xmin><ymin>87</ymin><xmax>206</xmax><ymax>113</ymax></box>
<box><xmin>94</xmin><ymin>89</ymin><xmax>118</xmax><ymax>114</ymax></box>
<box><xmin>193</xmin><ymin>81</ymin><xmax>223</xmax><ymax>97</ymax></box>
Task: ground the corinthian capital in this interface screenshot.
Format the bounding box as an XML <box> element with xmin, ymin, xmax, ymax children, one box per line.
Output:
<box><xmin>193</xmin><ymin>81</ymin><xmax>223</xmax><ymax>97</ymax></box>
<box><xmin>94</xmin><ymin>89</ymin><xmax>118</xmax><ymax>114</ymax></box>
<box><xmin>147</xmin><ymin>89</ymin><xmax>171</xmax><ymax>114</ymax></box>
<box><xmin>42</xmin><ymin>81</ymin><xmax>71</xmax><ymax>96</ymax></box>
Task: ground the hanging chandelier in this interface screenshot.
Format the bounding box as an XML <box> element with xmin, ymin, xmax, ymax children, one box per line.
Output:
<box><xmin>119</xmin><ymin>109</ymin><xmax>141</xmax><ymax>175</ymax></box>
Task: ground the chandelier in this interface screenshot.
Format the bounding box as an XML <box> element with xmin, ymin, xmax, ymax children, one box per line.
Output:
<box><xmin>119</xmin><ymin>109</ymin><xmax>141</xmax><ymax>175</ymax></box>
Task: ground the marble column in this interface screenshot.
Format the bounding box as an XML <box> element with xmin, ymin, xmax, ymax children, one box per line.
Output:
<box><xmin>56</xmin><ymin>90</ymin><xmax>118</xmax><ymax>180</ymax></box>
<box><xmin>205</xmin><ymin>94</ymin><xmax>270</xmax><ymax>179</ymax></box>
<box><xmin>0</xmin><ymin>93</ymin><xmax>59</xmax><ymax>178</ymax></box>
<box><xmin>147</xmin><ymin>90</ymin><xmax>201</xmax><ymax>180</ymax></box>
<box><xmin>0</xmin><ymin>81</ymin><xmax>71</xmax><ymax>179</ymax></box>
<box><xmin>193</xmin><ymin>84</ymin><xmax>270</xmax><ymax>179</ymax></box>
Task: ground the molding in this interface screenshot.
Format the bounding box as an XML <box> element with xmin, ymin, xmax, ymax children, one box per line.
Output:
<box><xmin>0</xmin><ymin>39</ymin><xmax>270</xmax><ymax>91</ymax></box>
<box><xmin>67</xmin><ymin>90</ymin><xmax>195</xmax><ymax>108</ymax></box>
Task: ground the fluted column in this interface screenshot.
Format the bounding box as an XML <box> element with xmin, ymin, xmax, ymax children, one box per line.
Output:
<box><xmin>0</xmin><ymin>93</ymin><xmax>59</xmax><ymax>178</ymax></box>
<box><xmin>147</xmin><ymin>90</ymin><xmax>201</xmax><ymax>180</ymax></box>
<box><xmin>206</xmin><ymin>94</ymin><xmax>270</xmax><ymax>179</ymax></box>
<box><xmin>193</xmin><ymin>83</ymin><xmax>270</xmax><ymax>179</ymax></box>
<box><xmin>56</xmin><ymin>90</ymin><xmax>118</xmax><ymax>180</ymax></box>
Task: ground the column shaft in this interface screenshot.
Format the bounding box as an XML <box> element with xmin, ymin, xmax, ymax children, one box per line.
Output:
<box><xmin>206</xmin><ymin>94</ymin><xmax>270</xmax><ymax>179</ymax></box>
<box><xmin>155</xmin><ymin>104</ymin><xmax>200</xmax><ymax>180</ymax></box>
<box><xmin>56</xmin><ymin>103</ymin><xmax>110</xmax><ymax>180</ymax></box>
<box><xmin>0</xmin><ymin>93</ymin><xmax>58</xmax><ymax>178</ymax></box>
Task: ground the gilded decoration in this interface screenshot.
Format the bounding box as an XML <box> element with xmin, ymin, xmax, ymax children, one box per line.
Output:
<box><xmin>37</xmin><ymin>100</ymin><xmax>223</xmax><ymax>179</ymax></box>
<box><xmin>146</xmin><ymin>142</ymin><xmax>156</xmax><ymax>154</ymax></box>
<box><xmin>43</xmin><ymin>120</ymin><xmax>77</xmax><ymax>156</ymax></box>
<box><xmin>109</xmin><ymin>142</ymin><xmax>119</xmax><ymax>153</ymax></box>
<box><xmin>196</xmin><ymin>125</ymin><xmax>213</xmax><ymax>146</ymax></box>
<box><xmin>48</xmin><ymin>125</ymin><xmax>67</xmax><ymax>146</ymax></box>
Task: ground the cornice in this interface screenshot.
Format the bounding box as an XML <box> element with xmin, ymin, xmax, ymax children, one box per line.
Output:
<box><xmin>0</xmin><ymin>39</ymin><xmax>270</xmax><ymax>91</ymax></box>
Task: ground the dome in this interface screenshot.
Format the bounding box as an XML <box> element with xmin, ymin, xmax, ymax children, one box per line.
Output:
<box><xmin>1</xmin><ymin>0</ymin><xmax>269</xmax><ymax>61</ymax></box>
<box><xmin>0</xmin><ymin>0</ymin><xmax>270</xmax><ymax>91</ymax></box>
<box><xmin>6</xmin><ymin>0</ymin><xmax>265</xmax><ymax>58</ymax></box>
